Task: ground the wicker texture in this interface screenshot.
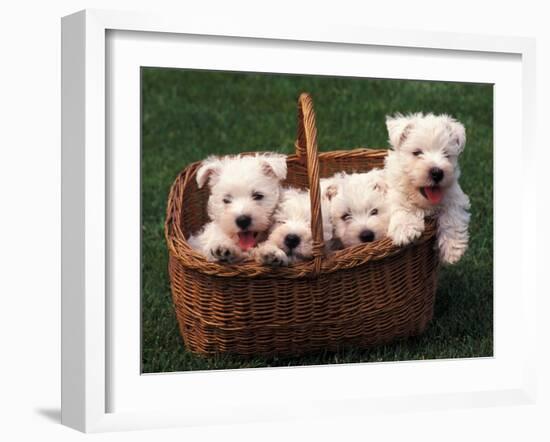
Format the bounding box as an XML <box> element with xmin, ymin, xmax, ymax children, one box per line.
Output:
<box><xmin>165</xmin><ymin>93</ymin><xmax>439</xmax><ymax>357</ymax></box>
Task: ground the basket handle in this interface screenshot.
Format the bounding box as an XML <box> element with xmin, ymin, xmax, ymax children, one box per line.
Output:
<box><xmin>294</xmin><ymin>93</ymin><xmax>324</xmax><ymax>275</ymax></box>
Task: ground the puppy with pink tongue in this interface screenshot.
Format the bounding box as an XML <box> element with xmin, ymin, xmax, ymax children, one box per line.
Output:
<box><xmin>384</xmin><ymin>113</ymin><xmax>471</xmax><ymax>264</ymax></box>
<box><xmin>187</xmin><ymin>153</ymin><xmax>287</xmax><ymax>263</ymax></box>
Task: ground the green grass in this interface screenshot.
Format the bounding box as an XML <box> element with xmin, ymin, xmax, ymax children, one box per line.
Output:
<box><xmin>141</xmin><ymin>68</ymin><xmax>493</xmax><ymax>373</ymax></box>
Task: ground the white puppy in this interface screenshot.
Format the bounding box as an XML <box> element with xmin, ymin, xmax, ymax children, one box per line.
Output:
<box><xmin>323</xmin><ymin>169</ymin><xmax>390</xmax><ymax>248</ymax></box>
<box><xmin>187</xmin><ymin>153</ymin><xmax>287</xmax><ymax>263</ymax></box>
<box><xmin>384</xmin><ymin>113</ymin><xmax>471</xmax><ymax>264</ymax></box>
<box><xmin>254</xmin><ymin>187</ymin><xmax>333</xmax><ymax>266</ymax></box>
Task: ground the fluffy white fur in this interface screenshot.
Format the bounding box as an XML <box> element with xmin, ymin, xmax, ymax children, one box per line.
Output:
<box><xmin>253</xmin><ymin>187</ymin><xmax>333</xmax><ymax>266</ymax></box>
<box><xmin>187</xmin><ymin>153</ymin><xmax>287</xmax><ymax>263</ymax></box>
<box><xmin>384</xmin><ymin>112</ymin><xmax>471</xmax><ymax>264</ymax></box>
<box><xmin>322</xmin><ymin>169</ymin><xmax>390</xmax><ymax>248</ymax></box>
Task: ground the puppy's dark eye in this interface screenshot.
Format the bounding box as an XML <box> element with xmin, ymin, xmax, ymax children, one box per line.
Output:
<box><xmin>443</xmin><ymin>151</ymin><xmax>450</xmax><ymax>159</ymax></box>
<box><xmin>341</xmin><ymin>213</ymin><xmax>351</xmax><ymax>221</ymax></box>
<box><xmin>252</xmin><ymin>192</ymin><xmax>264</xmax><ymax>201</ymax></box>
<box><xmin>223</xmin><ymin>197</ymin><xmax>231</xmax><ymax>204</ymax></box>
<box><xmin>413</xmin><ymin>150</ymin><xmax>423</xmax><ymax>157</ymax></box>
<box><xmin>370</xmin><ymin>208</ymin><xmax>378</xmax><ymax>216</ymax></box>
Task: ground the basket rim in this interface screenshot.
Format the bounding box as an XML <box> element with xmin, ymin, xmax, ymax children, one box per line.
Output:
<box><xmin>165</xmin><ymin>147</ymin><xmax>438</xmax><ymax>279</ymax></box>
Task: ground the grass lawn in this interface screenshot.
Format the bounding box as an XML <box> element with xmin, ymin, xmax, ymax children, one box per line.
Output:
<box><xmin>141</xmin><ymin>68</ymin><xmax>493</xmax><ymax>373</ymax></box>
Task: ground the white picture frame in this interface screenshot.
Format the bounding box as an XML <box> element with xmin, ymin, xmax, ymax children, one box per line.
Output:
<box><xmin>61</xmin><ymin>9</ymin><xmax>537</xmax><ymax>433</ymax></box>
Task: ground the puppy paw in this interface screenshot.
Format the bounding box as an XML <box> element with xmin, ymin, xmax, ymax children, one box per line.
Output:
<box><xmin>206</xmin><ymin>240</ymin><xmax>243</xmax><ymax>263</ymax></box>
<box><xmin>255</xmin><ymin>244</ymin><xmax>289</xmax><ymax>266</ymax></box>
<box><xmin>389</xmin><ymin>220</ymin><xmax>424</xmax><ymax>246</ymax></box>
<box><xmin>438</xmin><ymin>238</ymin><xmax>467</xmax><ymax>264</ymax></box>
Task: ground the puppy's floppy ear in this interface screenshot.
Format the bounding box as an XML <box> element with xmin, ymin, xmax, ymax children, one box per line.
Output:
<box><xmin>369</xmin><ymin>168</ymin><xmax>388</xmax><ymax>195</ymax></box>
<box><xmin>373</xmin><ymin>180</ymin><xmax>388</xmax><ymax>195</ymax></box>
<box><xmin>323</xmin><ymin>184</ymin><xmax>339</xmax><ymax>201</ymax></box>
<box><xmin>321</xmin><ymin>197</ymin><xmax>334</xmax><ymax>242</ymax></box>
<box><xmin>260</xmin><ymin>154</ymin><xmax>287</xmax><ymax>180</ymax></box>
<box><xmin>445</xmin><ymin>117</ymin><xmax>466</xmax><ymax>154</ymax></box>
<box><xmin>196</xmin><ymin>156</ymin><xmax>222</xmax><ymax>189</ymax></box>
<box><xmin>386</xmin><ymin>114</ymin><xmax>415</xmax><ymax>149</ymax></box>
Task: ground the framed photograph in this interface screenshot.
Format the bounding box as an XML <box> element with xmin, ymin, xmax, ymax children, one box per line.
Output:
<box><xmin>61</xmin><ymin>9</ymin><xmax>537</xmax><ymax>433</ymax></box>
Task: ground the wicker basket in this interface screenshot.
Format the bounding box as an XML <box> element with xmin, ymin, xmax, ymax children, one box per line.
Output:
<box><xmin>165</xmin><ymin>93</ymin><xmax>439</xmax><ymax>357</ymax></box>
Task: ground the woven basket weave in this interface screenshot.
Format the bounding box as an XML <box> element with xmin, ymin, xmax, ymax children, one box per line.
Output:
<box><xmin>165</xmin><ymin>93</ymin><xmax>439</xmax><ymax>357</ymax></box>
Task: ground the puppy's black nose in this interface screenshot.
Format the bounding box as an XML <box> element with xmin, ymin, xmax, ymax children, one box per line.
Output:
<box><xmin>359</xmin><ymin>229</ymin><xmax>375</xmax><ymax>243</ymax></box>
<box><xmin>235</xmin><ymin>215</ymin><xmax>252</xmax><ymax>230</ymax></box>
<box><xmin>284</xmin><ymin>234</ymin><xmax>301</xmax><ymax>250</ymax></box>
<box><xmin>430</xmin><ymin>167</ymin><xmax>444</xmax><ymax>183</ymax></box>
